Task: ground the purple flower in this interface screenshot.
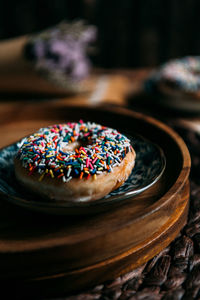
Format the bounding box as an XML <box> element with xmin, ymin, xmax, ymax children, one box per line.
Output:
<box><xmin>25</xmin><ymin>20</ymin><xmax>97</xmax><ymax>83</ymax></box>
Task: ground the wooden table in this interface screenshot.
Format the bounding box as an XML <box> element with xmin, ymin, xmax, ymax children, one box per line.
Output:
<box><xmin>0</xmin><ymin>71</ymin><xmax>135</xmax><ymax>148</ymax></box>
<box><xmin>0</xmin><ymin>70</ymin><xmax>194</xmax><ymax>298</ymax></box>
<box><xmin>1</xmin><ymin>68</ymin><xmax>199</xmax><ymax>149</ymax></box>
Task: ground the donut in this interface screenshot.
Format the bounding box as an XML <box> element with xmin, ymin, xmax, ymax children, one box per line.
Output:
<box><xmin>144</xmin><ymin>57</ymin><xmax>200</xmax><ymax>110</ymax></box>
<box><xmin>14</xmin><ymin>121</ymin><xmax>136</xmax><ymax>202</ymax></box>
<box><xmin>145</xmin><ymin>56</ymin><xmax>200</xmax><ymax>97</ymax></box>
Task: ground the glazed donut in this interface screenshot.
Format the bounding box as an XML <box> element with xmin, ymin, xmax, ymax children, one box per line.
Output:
<box><xmin>14</xmin><ymin>121</ymin><xmax>136</xmax><ymax>202</ymax></box>
<box><xmin>146</xmin><ymin>57</ymin><xmax>200</xmax><ymax>92</ymax></box>
<box><xmin>144</xmin><ymin>56</ymin><xmax>200</xmax><ymax>110</ymax></box>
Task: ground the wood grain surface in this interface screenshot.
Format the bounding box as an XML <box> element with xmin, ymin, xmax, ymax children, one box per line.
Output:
<box><xmin>0</xmin><ymin>104</ymin><xmax>191</xmax><ymax>296</ymax></box>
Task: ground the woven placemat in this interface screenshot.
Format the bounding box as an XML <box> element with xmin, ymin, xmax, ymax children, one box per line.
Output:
<box><xmin>45</xmin><ymin>123</ymin><xmax>200</xmax><ymax>300</ymax></box>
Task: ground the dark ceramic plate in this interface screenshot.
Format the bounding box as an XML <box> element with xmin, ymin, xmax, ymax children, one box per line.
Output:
<box><xmin>0</xmin><ymin>135</ymin><xmax>166</xmax><ymax>214</ymax></box>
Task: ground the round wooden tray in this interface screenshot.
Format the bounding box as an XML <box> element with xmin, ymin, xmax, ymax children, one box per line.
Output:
<box><xmin>0</xmin><ymin>106</ymin><xmax>190</xmax><ymax>297</ymax></box>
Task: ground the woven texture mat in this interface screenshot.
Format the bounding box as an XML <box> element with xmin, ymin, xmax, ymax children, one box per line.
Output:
<box><xmin>48</xmin><ymin>122</ymin><xmax>200</xmax><ymax>300</ymax></box>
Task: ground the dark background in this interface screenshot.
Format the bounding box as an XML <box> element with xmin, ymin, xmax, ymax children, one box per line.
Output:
<box><xmin>0</xmin><ymin>0</ymin><xmax>200</xmax><ymax>68</ymax></box>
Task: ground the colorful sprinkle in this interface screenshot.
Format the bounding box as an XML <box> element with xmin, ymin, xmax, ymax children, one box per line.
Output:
<box><xmin>17</xmin><ymin>121</ymin><xmax>133</xmax><ymax>182</ymax></box>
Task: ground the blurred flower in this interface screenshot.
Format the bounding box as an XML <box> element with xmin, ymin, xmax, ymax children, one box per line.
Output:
<box><xmin>24</xmin><ymin>20</ymin><xmax>97</xmax><ymax>88</ymax></box>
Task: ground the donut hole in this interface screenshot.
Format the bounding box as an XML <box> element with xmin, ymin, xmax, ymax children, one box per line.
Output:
<box><xmin>63</xmin><ymin>141</ymin><xmax>80</xmax><ymax>152</ymax></box>
<box><xmin>62</xmin><ymin>139</ymin><xmax>93</xmax><ymax>153</ymax></box>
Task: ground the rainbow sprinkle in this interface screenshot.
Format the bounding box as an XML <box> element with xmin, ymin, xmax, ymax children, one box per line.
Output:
<box><xmin>16</xmin><ymin>121</ymin><xmax>132</xmax><ymax>182</ymax></box>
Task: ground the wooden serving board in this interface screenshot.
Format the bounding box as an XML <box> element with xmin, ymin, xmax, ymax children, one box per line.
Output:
<box><xmin>0</xmin><ymin>106</ymin><xmax>190</xmax><ymax>297</ymax></box>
